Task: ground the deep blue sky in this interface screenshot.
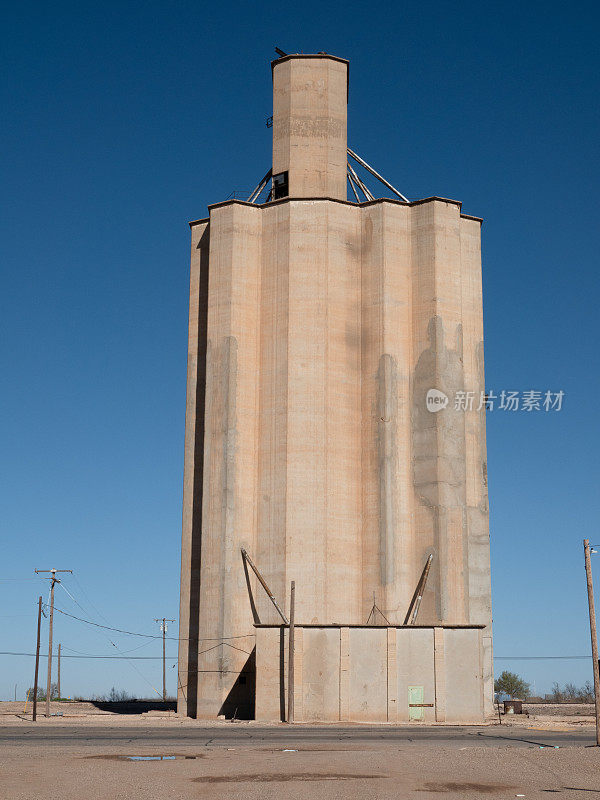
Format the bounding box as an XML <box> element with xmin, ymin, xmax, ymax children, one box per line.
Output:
<box><xmin>1</xmin><ymin>0</ymin><xmax>598</xmax><ymax>700</ymax></box>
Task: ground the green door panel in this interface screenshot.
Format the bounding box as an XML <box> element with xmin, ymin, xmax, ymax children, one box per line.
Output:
<box><xmin>408</xmin><ymin>685</ymin><xmax>424</xmax><ymax>721</ymax></box>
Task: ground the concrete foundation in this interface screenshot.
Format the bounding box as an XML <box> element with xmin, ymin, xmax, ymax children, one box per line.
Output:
<box><xmin>255</xmin><ymin>624</ymin><xmax>486</xmax><ymax>723</ymax></box>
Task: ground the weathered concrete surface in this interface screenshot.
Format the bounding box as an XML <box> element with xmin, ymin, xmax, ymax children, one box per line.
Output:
<box><xmin>179</xmin><ymin>54</ymin><xmax>493</xmax><ymax>720</ymax></box>
<box><xmin>272</xmin><ymin>54</ymin><xmax>348</xmax><ymax>200</ymax></box>
<box><xmin>178</xmin><ymin>221</ymin><xmax>209</xmax><ymax>717</ymax></box>
<box><xmin>255</xmin><ymin>625</ymin><xmax>485</xmax><ymax>724</ymax></box>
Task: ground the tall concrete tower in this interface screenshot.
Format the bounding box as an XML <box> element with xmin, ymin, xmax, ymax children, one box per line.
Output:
<box><xmin>178</xmin><ymin>53</ymin><xmax>493</xmax><ymax>722</ymax></box>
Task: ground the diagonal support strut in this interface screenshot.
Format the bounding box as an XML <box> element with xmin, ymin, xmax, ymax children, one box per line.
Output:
<box><xmin>241</xmin><ymin>548</ymin><xmax>289</xmax><ymax>624</ymax></box>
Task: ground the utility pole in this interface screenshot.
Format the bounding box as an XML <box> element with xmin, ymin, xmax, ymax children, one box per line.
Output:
<box><xmin>57</xmin><ymin>643</ymin><xmax>61</xmax><ymax>700</ymax></box>
<box><xmin>584</xmin><ymin>539</ymin><xmax>600</xmax><ymax>746</ymax></box>
<box><xmin>32</xmin><ymin>596</ymin><xmax>42</xmax><ymax>722</ymax></box>
<box><xmin>154</xmin><ymin>618</ymin><xmax>175</xmax><ymax>702</ymax></box>
<box><xmin>35</xmin><ymin>569</ymin><xmax>72</xmax><ymax>717</ymax></box>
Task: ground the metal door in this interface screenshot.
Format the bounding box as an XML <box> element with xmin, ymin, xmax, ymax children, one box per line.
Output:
<box><xmin>408</xmin><ymin>685</ymin><xmax>424</xmax><ymax>721</ymax></box>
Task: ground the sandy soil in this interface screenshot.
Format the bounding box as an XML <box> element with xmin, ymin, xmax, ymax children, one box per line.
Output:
<box><xmin>1</xmin><ymin>701</ymin><xmax>596</xmax><ymax>730</ymax></box>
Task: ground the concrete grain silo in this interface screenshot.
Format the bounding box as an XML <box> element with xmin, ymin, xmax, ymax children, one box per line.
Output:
<box><xmin>178</xmin><ymin>52</ymin><xmax>493</xmax><ymax>723</ymax></box>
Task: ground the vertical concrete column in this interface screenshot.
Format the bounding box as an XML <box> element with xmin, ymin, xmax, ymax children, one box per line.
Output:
<box><xmin>281</xmin><ymin>202</ymin><xmax>362</xmax><ymax>623</ymax></box>
<box><xmin>361</xmin><ymin>205</ymin><xmax>385</xmax><ymax>616</ymax></box>
<box><xmin>258</xmin><ymin>201</ymin><xmax>362</xmax><ymax>626</ymax></box>
<box><xmin>387</xmin><ymin>627</ymin><xmax>398</xmax><ymax>722</ymax></box>
<box><xmin>293</xmin><ymin>626</ymin><xmax>304</xmax><ymax>721</ymax></box>
<box><xmin>459</xmin><ymin>216</ymin><xmax>494</xmax><ymax>714</ymax></box>
<box><xmin>339</xmin><ymin>626</ymin><xmax>350</xmax><ymax>721</ymax></box>
<box><xmin>361</xmin><ymin>203</ymin><xmax>414</xmax><ymax>622</ymax></box>
<box><xmin>433</xmin><ymin>626</ymin><xmax>446</xmax><ymax>722</ymax></box>
<box><xmin>272</xmin><ymin>55</ymin><xmax>348</xmax><ymax>200</ymax></box>
<box><xmin>284</xmin><ymin>201</ymin><xmax>328</xmax><ymax>622</ymax></box>
<box><xmin>255</xmin><ymin>627</ymin><xmax>282</xmax><ymax>722</ymax></box>
<box><xmin>178</xmin><ymin>220</ymin><xmax>209</xmax><ymax>716</ymax></box>
<box><xmin>195</xmin><ymin>202</ymin><xmax>262</xmax><ymax>718</ymax></box>
<box><xmin>411</xmin><ymin>200</ymin><xmax>468</xmax><ymax>625</ymax></box>
<box><xmin>477</xmin><ymin>628</ymin><xmax>486</xmax><ymax>719</ymax></box>
<box><xmin>323</xmin><ymin>204</ymin><xmax>362</xmax><ymax>622</ymax></box>
<box><xmin>257</xmin><ymin>203</ymin><xmax>290</xmax><ymax>623</ymax></box>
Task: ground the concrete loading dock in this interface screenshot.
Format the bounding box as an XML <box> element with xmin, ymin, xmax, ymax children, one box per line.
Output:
<box><xmin>255</xmin><ymin>624</ymin><xmax>486</xmax><ymax>723</ymax></box>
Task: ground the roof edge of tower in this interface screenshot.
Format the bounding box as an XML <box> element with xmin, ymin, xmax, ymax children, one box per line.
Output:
<box><xmin>271</xmin><ymin>53</ymin><xmax>349</xmax><ymax>101</ymax></box>
<box><xmin>189</xmin><ymin>195</ymin><xmax>483</xmax><ymax>226</ymax></box>
<box><xmin>253</xmin><ymin>623</ymin><xmax>487</xmax><ymax>630</ymax></box>
<box><xmin>271</xmin><ymin>52</ymin><xmax>349</xmax><ymax>71</ymax></box>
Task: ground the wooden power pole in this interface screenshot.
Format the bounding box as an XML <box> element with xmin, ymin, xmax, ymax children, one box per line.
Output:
<box><xmin>57</xmin><ymin>643</ymin><xmax>61</xmax><ymax>700</ymax></box>
<box><xmin>584</xmin><ymin>540</ymin><xmax>600</xmax><ymax>746</ymax></box>
<box><xmin>154</xmin><ymin>618</ymin><xmax>175</xmax><ymax>702</ymax></box>
<box><xmin>35</xmin><ymin>569</ymin><xmax>72</xmax><ymax>717</ymax></box>
<box><xmin>32</xmin><ymin>596</ymin><xmax>42</xmax><ymax>722</ymax></box>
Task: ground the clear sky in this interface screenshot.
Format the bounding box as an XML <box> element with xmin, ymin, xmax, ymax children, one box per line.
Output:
<box><xmin>1</xmin><ymin>0</ymin><xmax>599</xmax><ymax>701</ymax></box>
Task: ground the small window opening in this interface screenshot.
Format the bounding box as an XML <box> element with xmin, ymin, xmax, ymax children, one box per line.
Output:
<box><xmin>272</xmin><ymin>171</ymin><xmax>289</xmax><ymax>199</ymax></box>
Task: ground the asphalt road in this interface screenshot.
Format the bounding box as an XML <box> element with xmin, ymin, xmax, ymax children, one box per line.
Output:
<box><xmin>1</xmin><ymin>724</ymin><xmax>594</xmax><ymax>749</ymax></box>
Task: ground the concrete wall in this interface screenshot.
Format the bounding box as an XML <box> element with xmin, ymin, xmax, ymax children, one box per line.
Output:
<box><xmin>178</xmin><ymin>196</ymin><xmax>493</xmax><ymax>719</ymax></box>
<box><xmin>255</xmin><ymin>625</ymin><xmax>485</xmax><ymax>723</ymax></box>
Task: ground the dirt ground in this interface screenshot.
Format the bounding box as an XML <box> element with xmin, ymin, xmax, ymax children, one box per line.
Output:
<box><xmin>1</xmin><ymin>701</ymin><xmax>596</xmax><ymax>729</ymax></box>
<box><xmin>1</xmin><ymin>703</ymin><xmax>599</xmax><ymax>799</ymax></box>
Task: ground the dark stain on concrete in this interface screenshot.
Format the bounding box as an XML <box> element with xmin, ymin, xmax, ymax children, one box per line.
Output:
<box><xmin>411</xmin><ymin>315</ymin><xmax>467</xmax><ymax>623</ymax></box>
<box><xmin>193</xmin><ymin>773</ymin><xmax>381</xmax><ymax>783</ymax></box>
<box><xmin>86</xmin><ymin>754</ymin><xmax>203</xmax><ymax>761</ymax></box>
<box><xmin>476</xmin><ymin>339</ymin><xmax>489</xmax><ymax>509</ymax></box>
<box><xmin>362</xmin><ymin>215</ymin><xmax>373</xmax><ymax>258</ymax></box>
<box><xmin>377</xmin><ymin>353</ymin><xmax>398</xmax><ymax>585</ymax></box>
<box><xmin>418</xmin><ymin>782</ymin><xmax>515</xmax><ymax>794</ymax></box>
<box><xmin>218</xmin><ymin>335</ymin><xmax>238</xmax><ymax>679</ymax></box>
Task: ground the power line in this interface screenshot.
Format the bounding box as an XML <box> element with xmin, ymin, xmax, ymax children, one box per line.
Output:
<box><xmin>1</xmin><ymin>640</ymin><xmax>251</xmax><ymax>661</ymax></box>
<box><xmin>51</xmin><ymin>605</ymin><xmax>255</xmax><ymax>641</ymax></box>
<box><xmin>49</xmin><ymin>583</ymin><xmax>162</xmax><ymax>698</ymax></box>
<box><xmin>71</xmin><ymin>574</ymin><xmax>114</xmax><ymax>628</ymax></box>
<box><xmin>0</xmin><ymin>651</ymin><xmax>175</xmax><ymax>660</ymax></box>
<box><xmin>62</xmin><ymin>641</ymin><xmax>155</xmax><ymax>656</ymax></box>
<box><xmin>59</xmin><ymin>581</ymin><xmax>93</xmax><ymax>619</ymax></box>
<box><xmin>35</xmin><ymin>596</ymin><xmax>596</xmax><ymax>664</ymax></box>
<box><xmin>2</xmin><ymin>649</ymin><xmax>590</xmax><ymax>661</ymax></box>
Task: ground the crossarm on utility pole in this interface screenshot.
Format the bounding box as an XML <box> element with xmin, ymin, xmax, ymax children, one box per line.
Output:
<box><xmin>240</xmin><ymin>548</ymin><xmax>289</xmax><ymax>624</ymax></box>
